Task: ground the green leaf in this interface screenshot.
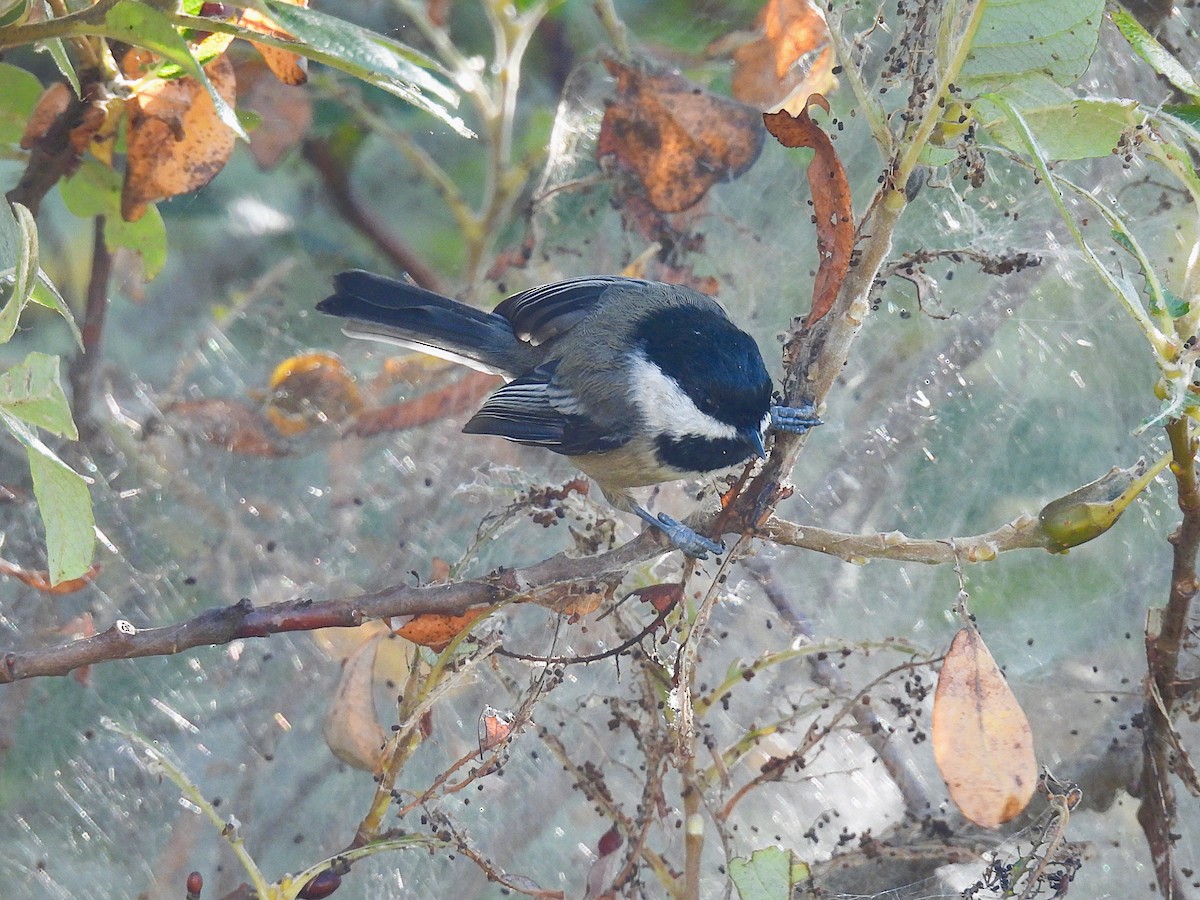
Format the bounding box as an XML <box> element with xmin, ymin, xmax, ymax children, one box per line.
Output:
<box><xmin>0</xmin><ymin>62</ymin><xmax>43</xmax><ymax>145</ymax></box>
<box><xmin>104</xmin><ymin>0</ymin><xmax>247</xmax><ymax>140</ymax></box>
<box><xmin>729</xmin><ymin>847</ymin><xmax>810</xmax><ymax>900</ymax></box>
<box><xmin>11</xmin><ymin>201</ymin><xmax>39</xmax><ymax>315</ymax></box>
<box><xmin>976</xmin><ymin>92</ymin><xmax>1142</xmax><ymax>160</ymax></box>
<box><xmin>0</xmin><ymin>0</ymin><xmax>30</xmax><ymax>28</ymax></box>
<box><xmin>1164</xmin><ymin>104</ymin><xmax>1200</xmax><ymax>128</ymax></box>
<box><xmin>0</xmin><ymin>352</ymin><xmax>78</xmax><ymax>438</ymax></box>
<box><xmin>0</xmin><ymin>199</ymin><xmax>38</xmax><ymax>344</ymax></box>
<box><xmin>1111</xmin><ymin>9</ymin><xmax>1200</xmax><ymax>101</ymax></box>
<box><xmin>39</xmin><ymin>39</ymin><xmax>81</xmax><ymax>96</ymax></box>
<box><xmin>106</xmin><ymin>207</ymin><xmax>168</xmax><ymax>280</ymax></box>
<box><xmin>253</xmin><ymin>0</ymin><xmax>473</xmax><ymax>138</ymax></box>
<box><xmin>1163</xmin><ymin>288</ymin><xmax>1190</xmax><ymax>319</ymax></box>
<box><xmin>960</xmin><ymin>0</ymin><xmax>1105</xmax><ymax>90</ymax></box>
<box><xmin>31</xmin><ymin>275</ymin><xmax>84</xmax><ymax>348</ymax></box>
<box><xmin>0</xmin><ymin>408</ymin><xmax>94</xmax><ymax>585</ymax></box>
<box><xmin>61</xmin><ymin>160</ymin><xmax>169</xmax><ymax>280</ymax></box>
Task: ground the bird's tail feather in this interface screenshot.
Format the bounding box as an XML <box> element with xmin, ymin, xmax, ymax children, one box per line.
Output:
<box><xmin>317</xmin><ymin>270</ymin><xmax>522</xmax><ymax>376</ymax></box>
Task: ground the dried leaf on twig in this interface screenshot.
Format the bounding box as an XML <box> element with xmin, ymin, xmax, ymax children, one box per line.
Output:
<box><xmin>763</xmin><ymin>95</ymin><xmax>853</xmax><ymax>326</ymax></box>
<box><xmin>598</xmin><ymin>58</ymin><xmax>764</xmax><ymax>214</ymax></box>
<box><xmin>932</xmin><ymin>625</ymin><xmax>1037</xmax><ymax>827</ymax></box>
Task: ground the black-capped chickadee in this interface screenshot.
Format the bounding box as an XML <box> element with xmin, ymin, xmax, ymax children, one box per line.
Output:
<box><xmin>317</xmin><ymin>271</ymin><xmax>821</xmax><ymax>557</ymax></box>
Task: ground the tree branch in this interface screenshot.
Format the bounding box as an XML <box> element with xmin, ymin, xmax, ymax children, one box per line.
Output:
<box><xmin>303</xmin><ymin>137</ymin><xmax>444</xmax><ymax>292</ymax></box>
<box><xmin>1136</xmin><ymin>416</ymin><xmax>1199</xmax><ymax>899</ymax></box>
<box><xmin>762</xmin><ymin>513</ymin><xmax>1052</xmax><ymax>563</ymax></box>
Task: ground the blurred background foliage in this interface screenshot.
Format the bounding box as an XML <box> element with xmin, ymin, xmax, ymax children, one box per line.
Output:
<box><xmin>0</xmin><ymin>0</ymin><xmax>1198</xmax><ymax>898</ymax></box>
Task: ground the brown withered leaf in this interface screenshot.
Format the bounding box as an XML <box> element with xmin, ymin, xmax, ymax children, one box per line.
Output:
<box><xmin>478</xmin><ymin>705</ymin><xmax>516</xmax><ymax>752</ymax></box>
<box><xmin>236</xmin><ymin>59</ymin><xmax>312</xmax><ymax>169</ymax></box>
<box><xmin>630</xmin><ymin>583</ymin><xmax>684</xmax><ymax>614</ymax></box>
<box><xmin>731</xmin><ymin>0</ymin><xmax>835</xmax><ymax>114</ymax></box>
<box><xmin>122</xmin><ymin>55</ymin><xmax>238</xmax><ymax>221</ymax></box>
<box><xmin>165</xmin><ymin>398</ymin><xmax>289</xmax><ymax>457</ymax></box>
<box><xmin>0</xmin><ymin>557</ymin><xmax>101</xmax><ymax>593</ymax></box>
<box><xmin>20</xmin><ymin>82</ymin><xmax>71</xmax><ymax>149</ymax></box>
<box><xmin>394</xmin><ymin>608</ymin><xmax>487</xmax><ymax>651</ymax></box>
<box><xmin>764</xmin><ymin>96</ymin><xmax>852</xmax><ymax>326</ymax></box>
<box><xmin>598</xmin><ymin>58</ymin><xmax>765</xmax><ymax>214</ymax></box>
<box><xmin>323</xmin><ymin>633</ymin><xmax>388</xmax><ymax>771</ymax></box>
<box><xmin>238</xmin><ymin>3</ymin><xmax>309</xmax><ymax>86</ymax></box>
<box><xmin>932</xmin><ymin>626</ymin><xmax>1037</xmax><ymax>828</ymax></box>
<box><xmin>264</xmin><ymin>351</ymin><xmax>362</xmax><ymax>437</ymax></box>
<box><xmin>350</xmin><ymin>370</ymin><xmax>499</xmax><ymax>438</ymax></box>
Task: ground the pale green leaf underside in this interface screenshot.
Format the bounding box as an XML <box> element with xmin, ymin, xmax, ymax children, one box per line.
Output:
<box><xmin>961</xmin><ymin>0</ymin><xmax>1105</xmax><ymax>89</ymax></box>
<box><xmin>0</xmin><ymin>352</ymin><xmax>78</xmax><ymax>438</ymax></box>
<box><xmin>0</xmin><ymin>409</ymin><xmax>94</xmax><ymax>584</ymax></box>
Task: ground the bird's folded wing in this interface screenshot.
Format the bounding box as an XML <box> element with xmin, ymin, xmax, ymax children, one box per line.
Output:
<box><xmin>494</xmin><ymin>277</ymin><xmax>650</xmax><ymax>346</ymax></box>
<box><xmin>463</xmin><ymin>364</ymin><xmax>628</xmax><ymax>456</ymax></box>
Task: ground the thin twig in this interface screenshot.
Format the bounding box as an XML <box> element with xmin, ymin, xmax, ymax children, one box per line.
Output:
<box><xmin>1136</xmin><ymin>415</ymin><xmax>1198</xmax><ymax>899</ymax></box>
<box><xmin>302</xmin><ymin>137</ymin><xmax>444</xmax><ymax>291</ymax></box>
<box><xmin>68</xmin><ymin>215</ymin><xmax>112</xmax><ymax>436</ymax></box>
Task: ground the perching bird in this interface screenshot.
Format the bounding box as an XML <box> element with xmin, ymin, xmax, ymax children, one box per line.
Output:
<box><xmin>317</xmin><ymin>271</ymin><xmax>821</xmax><ymax>557</ymax></box>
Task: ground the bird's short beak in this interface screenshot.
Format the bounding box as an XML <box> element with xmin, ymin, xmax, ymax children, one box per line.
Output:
<box><xmin>744</xmin><ymin>428</ymin><xmax>768</xmax><ymax>460</ymax></box>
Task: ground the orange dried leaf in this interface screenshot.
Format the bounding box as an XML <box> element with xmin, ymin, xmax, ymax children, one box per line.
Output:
<box><xmin>238</xmin><ymin>4</ymin><xmax>308</xmax><ymax>85</ymax></box>
<box><xmin>598</xmin><ymin>59</ymin><xmax>765</xmax><ymax>214</ymax></box>
<box><xmin>394</xmin><ymin>608</ymin><xmax>487</xmax><ymax>651</ymax></box>
<box><xmin>0</xmin><ymin>557</ymin><xmax>100</xmax><ymax>593</ymax></box>
<box><xmin>265</xmin><ymin>351</ymin><xmax>363</xmax><ymax>436</ymax></box>
<box><xmin>932</xmin><ymin>626</ymin><xmax>1037</xmax><ymax>828</ymax></box>
<box><xmin>20</xmin><ymin>82</ymin><xmax>71</xmax><ymax>149</ymax></box>
<box><xmin>323</xmin><ymin>633</ymin><xmax>388</xmax><ymax>771</ymax></box>
<box><xmin>478</xmin><ymin>705</ymin><xmax>515</xmax><ymax>752</ymax></box>
<box><xmin>731</xmin><ymin>0</ymin><xmax>835</xmax><ymax>114</ymax></box>
<box><xmin>122</xmin><ymin>56</ymin><xmax>237</xmax><ymax>221</ymax></box>
<box><xmin>631</xmin><ymin>583</ymin><xmax>684</xmax><ymax>614</ymax></box>
<box><xmin>764</xmin><ymin>96</ymin><xmax>853</xmax><ymax>326</ymax></box>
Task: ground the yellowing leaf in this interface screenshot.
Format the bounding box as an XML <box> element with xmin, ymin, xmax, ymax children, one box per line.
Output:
<box><xmin>323</xmin><ymin>633</ymin><xmax>388</xmax><ymax>772</ymax></box>
<box><xmin>932</xmin><ymin>626</ymin><xmax>1037</xmax><ymax>828</ymax></box>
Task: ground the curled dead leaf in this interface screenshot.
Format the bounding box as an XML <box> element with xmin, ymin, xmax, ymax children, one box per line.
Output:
<box><xmin>394</xmin><ymin>608</ymin><xmax>487</xmax><ymax>651</ymax></box>
<box><xmin>265</xmin><ymin>351</ymin><xmax>363</xmax><ymax>437</ymax></box>
<box><xmin>239</xmin><ymin>5</ymin><xmax>309</xmax><ymax>86</ymax></box>
<box><xmin>932</xmin><ymin>626</ymin><xmax>1037</xmax><ymax>828</ymax></box>
<box><xmin>350</xmin><ymin>370</ymin><xmax>499</xmax><ymax>438</ymax></box>
<box><xmin>763</xmin><ymin>96</ymin><xmax>853</xmax><ymax>327</ymax></box>
<box><xmin>0</xmin><ymin>557</ymin><xmax>100</xmax><ymax>593</ymax></box>
<box><xmin>122</xmin><ymin>55</ymin><xmax>237</xmax><ymax>221</ymax></box>
<box><xmin>730</xmin><ymin>0</ymin><xmax>835</xmax><ymax>114</ymax></box>
<box><xmin>598</xmin><ymin>58</ymin><xmax>765</xmax><ymax>214</ymax></box>
<box><xmin>323</xmin><ymin>633</ymin><xmax>388</xmax><ymax>771</ymax></box>
<box><xmin>478</xmin><ymin>705</ymin><xmax>516</xmax><ymax>752</ymax></box>
<box><xmin>630</xmin><ymin>583</ymin><xmax>684</xmax><ymax>614</ymax></box>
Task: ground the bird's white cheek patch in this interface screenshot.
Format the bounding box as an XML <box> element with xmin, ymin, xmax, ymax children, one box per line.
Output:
<box><xmin>628</xmin><ymin>354</ymin><xmax>740</xmax><ymax>441</ymax></box>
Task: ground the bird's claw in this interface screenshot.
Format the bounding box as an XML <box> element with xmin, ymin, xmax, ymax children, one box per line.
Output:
<box><xmin>654</xmin><ymin>513</ymin><xmax>724</xmax><ymax>559</ymax></box>
<box><xmin>769</xmin><ymin>403</ymin><xmax>822</xmax><ymax>434</ymax></box>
